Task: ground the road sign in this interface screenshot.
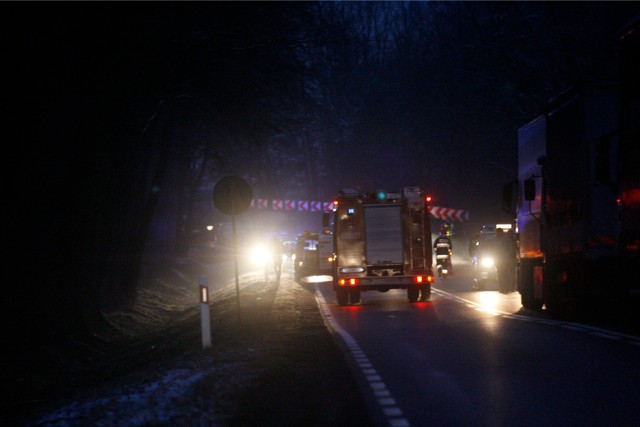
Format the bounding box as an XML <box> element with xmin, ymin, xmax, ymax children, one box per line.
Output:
<box><xmin>212</xmin><ymin>176</ymin><xmax>253</xmax><ymax>325</ymax></box>
<box><xmin>212</xmin><ymin>176</ymin><xmax>253</xmax><ymax>216</ymax></box>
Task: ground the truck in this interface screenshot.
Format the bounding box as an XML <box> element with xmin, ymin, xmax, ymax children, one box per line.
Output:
<box><xmin>324</xmin><ymin>186</ymin><xmax>434</xmax><ymax>306</ymax></box>
<box><xmin>507</xmin><ymin>75</ymin><xmax>639</xmax><ymax>315</ymax></box>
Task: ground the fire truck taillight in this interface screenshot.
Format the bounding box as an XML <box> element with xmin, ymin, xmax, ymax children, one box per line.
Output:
<box><xmin>338</xmin><ymin>278</ymin><xmax>358</xmax><ymax>286</ymax></box>
<box><xmin>414</xmin><ymin>275</ymin><xmax>434</xmax><ymax>283</ymax></box>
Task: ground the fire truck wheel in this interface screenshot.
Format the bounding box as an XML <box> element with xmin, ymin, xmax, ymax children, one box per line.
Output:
<box><xmin>420</xmin><ymin>285</ymin><xmax>431</xmax><ymax>301</ymax></box>
<box><xmin>407</xmin><ymin>287</ymin><xmax>420</xmax><ymax>302</ymax></box>
<box><xmin>349</xmin><ymin>289</ymin><xmax>361</xmax><ymax>304</ymax></box>
<box><xmin>336</xmin><ymin>289</ymin><xmax>349</xmax><ymax>306</ymax></box>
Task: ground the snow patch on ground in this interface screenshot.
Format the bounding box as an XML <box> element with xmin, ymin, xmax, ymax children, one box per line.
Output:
<box><xmin>29</xmin><ymin>355</ymin><xmax>254</xmax><ymax>427</ymax></box>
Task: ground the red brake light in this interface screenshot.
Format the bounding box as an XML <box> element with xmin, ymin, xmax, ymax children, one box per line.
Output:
<box><xmin>338</xmin><ymin>278</ymin><xmax>358</xmax><ymax>286</ymax></box>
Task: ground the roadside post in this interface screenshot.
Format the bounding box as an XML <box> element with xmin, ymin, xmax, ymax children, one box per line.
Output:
<box><xmin>199</xmin><ymin>276</ymin><xmax>211</xmax><ymax>349</ymax></box>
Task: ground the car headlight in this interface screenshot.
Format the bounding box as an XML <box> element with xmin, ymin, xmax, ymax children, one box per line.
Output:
<box><xmin>480</xmin><ymin>257</ymin><xmax>495</xmax><ymax>268</ymax></box>
<box><xmin>249</xmin><ymin>245</ymin><xmax>272</xmax><ymax>265</ymax></box>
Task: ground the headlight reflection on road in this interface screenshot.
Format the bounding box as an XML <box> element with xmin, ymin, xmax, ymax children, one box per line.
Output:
<box><xmin>477</xmin><ymin>291</ymin><xmax>500</xmax><ymax>315</ymax></box>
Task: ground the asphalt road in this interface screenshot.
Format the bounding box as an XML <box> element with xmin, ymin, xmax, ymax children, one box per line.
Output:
<box><xmin>313</xmin><ymin>258</ymin><xmax>640</xmax><ymax>427</ymax></box>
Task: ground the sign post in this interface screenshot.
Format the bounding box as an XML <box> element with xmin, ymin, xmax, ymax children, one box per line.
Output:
<box><xmin>199</xmin><ymin>276</ymin><xmax>211</xmax><ymax>349</ymax></box>
<box><xmin>212</xmin><ymin>176</ymin><xmax>253</xmax><ymax>325</ymax></box>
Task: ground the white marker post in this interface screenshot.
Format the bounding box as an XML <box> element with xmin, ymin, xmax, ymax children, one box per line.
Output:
<box><xmin>199</xmin><ymin>276</ymin><xmax>212</xmax><ymax>349</ymax></box>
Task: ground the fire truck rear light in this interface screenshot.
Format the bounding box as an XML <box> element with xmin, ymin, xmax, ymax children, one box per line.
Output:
<box><xmin>414</xmin><ymin>276</ymin><xmax>423</xmax><ymax>283</ymax></box>
<box><xmin>338</xmin><ymin>278</ymin><xmax>358</xmax><ymax>286</ymax></box>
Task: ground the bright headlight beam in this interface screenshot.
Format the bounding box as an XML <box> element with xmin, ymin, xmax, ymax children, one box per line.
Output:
<box><xmin>480</xmin><ymin>257</ymin><xmax>494</xmax><ymax>268</ymax></box>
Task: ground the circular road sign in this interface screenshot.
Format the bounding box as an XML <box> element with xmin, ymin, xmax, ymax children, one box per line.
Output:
<box><xmin>212</xmin><ymin>176</ymin><xmax>253</xmax><ymax>216</ymax></box>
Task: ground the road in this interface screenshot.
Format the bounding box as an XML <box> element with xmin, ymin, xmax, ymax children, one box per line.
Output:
<box><xmin>312</xmin><ymin>257</ymin><xmax>640</xmax><ymax>427</ymax></box>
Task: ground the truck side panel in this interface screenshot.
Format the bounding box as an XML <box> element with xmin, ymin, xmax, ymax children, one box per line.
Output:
<box><xmin>517</xmin><ymin>115</ymin><xmax>545</xmax><ymax>260</ymax></box>
<box><xmin>335</xmin><ymin>205</ymin><xmax>366</xmax><ymax>270</ymax></box>
<box><xmin>545</xmin><ymin>81</ymin><xmax>620</xmax><ymax>259</ymax></box>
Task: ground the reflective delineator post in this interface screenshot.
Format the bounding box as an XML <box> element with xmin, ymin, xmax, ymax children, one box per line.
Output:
<box><xmin>199</xmin><ymin>276</ymin><xmax>212</xmax><ymax>349</ymax></box>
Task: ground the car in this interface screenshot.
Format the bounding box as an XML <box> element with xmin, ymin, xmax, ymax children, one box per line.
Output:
<box><xmin>471</xmin><ymin>224</ymin><xmax>511</xmax><ymax>290</ymax></box>
<box><xmin>293</xmin><ymin>231</ymin><xmax>334</xmax><ymax>282</ymax></box>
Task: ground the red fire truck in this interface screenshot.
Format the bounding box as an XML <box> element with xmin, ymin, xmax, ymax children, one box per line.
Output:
<box><xmin>325</xmin><ymin>186</ymin><xmax>434</xmax><ymax>306</ymax></box>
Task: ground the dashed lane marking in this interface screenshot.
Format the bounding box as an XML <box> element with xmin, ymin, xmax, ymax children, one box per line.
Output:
<box><xmin>314</xmin><ymin>284</ymin><xmax>410</xmax><ymax>427</ymax></box>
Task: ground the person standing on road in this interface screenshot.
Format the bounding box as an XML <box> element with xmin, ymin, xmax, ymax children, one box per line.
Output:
<box><xmin>271</xmin><ymin>237</ymin><xmax>285</xmax><ymax>283</ymax></box>
<box><xmin>433</xmin><ymin>231</ymin><xmax>454</xmax><ymax>274</ymax></box>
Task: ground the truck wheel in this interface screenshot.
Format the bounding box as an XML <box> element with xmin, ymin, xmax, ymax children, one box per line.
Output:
<box><xmin>337</xmin><ymin>289</ymin><xmax>349</xmax><ymax>306</ymax></box>
<box><xmin>420</xmin><ymin>285</ymin><xmax>431</xmax><ymax>301</ymax></box>
<box><xmin>519</xmin><ymin>260</ymin><xmax>543</xmax><ymax>310</ymax></box>
<box><xmin>407</xmin><ymin>287</ymin><xmax>419</xmax><ymax>302</ymax></box>
<box><xmin>349</xmin><ymin>289</ymin><xmax>361</xmax><ymax>304</ymax></box>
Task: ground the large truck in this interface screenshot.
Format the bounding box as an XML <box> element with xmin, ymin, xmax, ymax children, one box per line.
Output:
<box><xmin>325</xmin><ymin>186</ymin><xmax>434</xmax><ymax>306</ymax></box>
<box><xmin>508</xmin><ymin>20</ymin><xmax>640</xmax><ymax>316</ymax></box>
<box><xmin>508</xmin><ymin>77</ymin><xmax>639</xmax><ymax>314</ymax></box>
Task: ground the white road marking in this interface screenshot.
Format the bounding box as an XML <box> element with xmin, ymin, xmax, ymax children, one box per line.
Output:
<box><xmin>432</xmin><ymin>287</ymin><xmax>640</xmax><ymax>347</ymax></box>
<box><xmin>314</xmin><ymin>284</ymin><xmax>412</xmax><ymax>427</ymax></box>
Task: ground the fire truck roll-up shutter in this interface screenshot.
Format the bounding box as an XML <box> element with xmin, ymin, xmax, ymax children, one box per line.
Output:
<box><xmin>363</xmin><ymin>204</ymin><xmax>403</xmax><ymax>265</ymax></box>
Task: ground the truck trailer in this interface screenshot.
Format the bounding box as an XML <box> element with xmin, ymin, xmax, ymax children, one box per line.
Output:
<box><xmin>326</xmin><ymin>186</ymin><xmax>434</xmax><ymax>306</ymax></box>
<box><xmin>509</xmin><ymin>79</ymin><xmax>639</xmax><ymax>314</ymax></box>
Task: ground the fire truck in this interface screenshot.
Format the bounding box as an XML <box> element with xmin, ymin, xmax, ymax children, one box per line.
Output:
<box><xmin>325</xmin><ymin>186</ymin><xmax>434</xmax><ymax>306</ymax></box>
<box><xmin>506</xmin><ymin>21</ymin><xmax>640</xmax><ymax>315</ymax></box>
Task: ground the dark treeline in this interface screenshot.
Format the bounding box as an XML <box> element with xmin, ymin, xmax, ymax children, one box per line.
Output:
<box><xmin>4</xmin><ymin>2</ymin><xmax>638</xmax><ymax>363</ymax></box>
